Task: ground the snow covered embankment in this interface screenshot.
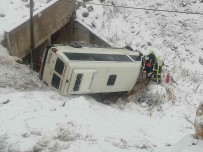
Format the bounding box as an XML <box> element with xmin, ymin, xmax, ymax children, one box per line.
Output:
<box><xmin>0</xmin><ymin>56</ymin><xmax>46</xmax><ymax>90</ymax></box>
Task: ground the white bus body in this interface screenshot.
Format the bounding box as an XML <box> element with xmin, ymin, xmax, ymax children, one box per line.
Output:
<box><xmin>39</xmin><ymin>44</ymin><xmax>142</xmax><ymax>95</ymax></box>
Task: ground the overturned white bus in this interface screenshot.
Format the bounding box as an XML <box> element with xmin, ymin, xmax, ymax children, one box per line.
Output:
<box><xmin>39</xmin><ymin>44</ymin><xmax>142</xmax><ymax>95</ymax></box>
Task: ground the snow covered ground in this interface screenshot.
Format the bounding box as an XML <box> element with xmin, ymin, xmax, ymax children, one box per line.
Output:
<box><xmin>0</xmin><ymin>0</ymin><xmax>203</xmax><ymax>152</ymax></box>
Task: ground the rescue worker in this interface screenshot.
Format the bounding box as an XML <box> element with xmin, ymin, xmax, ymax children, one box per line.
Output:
<box><xmin>147</xmin><ymin>50</ymin><xmax>156</xmax><ymax>68</ymax></box>
<box><xmin>143</xmin><ymin>50</ymin><xmax>156</xmax><ymax>81</ymax></box>
<box><xmin>153</xmin><ymin>56</ymin><xmax>164</xmax><ymax>84</ymax></box>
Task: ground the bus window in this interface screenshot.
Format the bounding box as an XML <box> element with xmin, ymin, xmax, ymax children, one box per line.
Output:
<box><xmin>64</xmin><ymin>53</ymin><xmax>132</xmax><ymax>62</ymax></box>
<box><xmin>113</xmin><ymin>55</ymin><xmax>132</xmax><ymax>62</ymax></box>
<box><xmin>51</xmin><ymin>73</ymin><xmax>61</xmax><ymax>89</ymax></box>
<box><xmin>129</xmin><ymin>55</ymin><xmax>141</xmax><ymax>61</ymax></box>
<box><xmin>55</xmin><ymin>58</ymin><xmax>65</xmax><ymax>75</ymax></box>
<box><xmin>73</xmin><ymin>74</ymin><xmax>83</xmax><ymax>91</ymax></box>
<box><xmin>107</xmin><ymin>75</ymin><xmax>117</xmax><ymax>85</ymax></box>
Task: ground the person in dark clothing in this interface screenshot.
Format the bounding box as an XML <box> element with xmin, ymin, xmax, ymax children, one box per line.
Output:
<box><xmin>144</xmin><ymin>50</ymin><xmax>156</xmax><ymax>81</ymax></box>
<box><xmin>147</xmin><ymin>50</ymin><xmax>156</xmax><ymax>68</ymax></box>
<box><xmin>153</xmin><ymin>56</ymin><xmax>164</xmax><ymax>84</ymax></box>
<box><xmin>144</xmin><ymin>58</ymin><xmax>153</xmax><ymax>80</ymax></box>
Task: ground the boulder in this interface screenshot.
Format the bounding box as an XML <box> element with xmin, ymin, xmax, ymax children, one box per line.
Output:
<box><xmin>194</xmin><ymin>102</ymin><xmax>203</xmax><ymax>140</ymax></box>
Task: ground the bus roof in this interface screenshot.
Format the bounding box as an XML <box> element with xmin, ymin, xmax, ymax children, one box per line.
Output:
<box><xmin>52</xmin><ymin>44</ymin><xmax>140</xmax><ymax>55</ymax></box>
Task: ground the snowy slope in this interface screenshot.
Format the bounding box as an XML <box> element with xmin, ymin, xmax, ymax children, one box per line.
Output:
<box><xmin>0</xmin><ymin>0</ymin><xmax>203</xmax><ymax>152</ymax></box>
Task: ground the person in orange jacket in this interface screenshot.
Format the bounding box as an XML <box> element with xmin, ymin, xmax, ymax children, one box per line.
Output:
<box><xmin>143</xmin><ymin>50</ymin><xmax>156</xmax><ymax>81</ymax></box>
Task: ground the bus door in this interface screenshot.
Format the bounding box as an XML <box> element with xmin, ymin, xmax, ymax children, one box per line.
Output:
<box><xmin>45</xmin><ymin>56</ymin><xmax>67</xmax><ymax>93</ymax></box>
<box><xmin>67</xmin><ymin>69</ymin><xmax>96</xmax><ymax>94</ymax></box>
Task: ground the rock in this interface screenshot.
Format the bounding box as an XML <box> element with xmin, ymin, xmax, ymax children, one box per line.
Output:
<box><xmin>21</xmin><ymin>133</ymin><xmax>30</xmax><ymax>138</ymax></box>
<box><xmin>0</xmin><ymin>13</ymin><xmax>5</xmax><ymax>17</ymax></box>
<box><xmin>194</xmin><ymin>102</ymin><xmax>203</xmax><ymax>140</ymax></box>
<box><xmin>180</xmin><ymin>1</ymin><xmax>187</xmax><ymax>7</ymax></box>
<box><xmin>77</xmin><ymin>2</ymin><xmax>86</xmax><ymax>8</ymax></box>
<box><xmin>92</xmin><ymin>22</ymin><xmax>96</xmax><ymax>28</ymax></box>
<box><xmin>199</xmin><ymin>57</ymin><xmax>203</xmax><ymax>65</ymax></box>
<box><xmin>192</xmin><ymin>0</ymin><xmax>197</xmax><ymax>3</ymax></box>
<box><xmin>111</xmin><ymin>1</ymin><xmax>115</xmax><ymax>5</ymax></box>
<box><xmin>170</xmin><ymin>44</ymin><xmax>178</xmax><ymax>51</ymax></box>
<box><xmin>87</xmin><ymin>5</ymin><xmax>93</xmax><ymax>12</ymax></box>
<box><xmin>82</xmin><ymin>11</ymin><xmax>89</xmax><ymax>17</ymax></box>
<box><xmin>147</xmin><ymin>42</ymin><xmax>152</xmax><ymax>46</ymax></box>
<box><xmin>30</xmin><ymin>130</ymin><xmax>42</xmax><ymax>136</ymax></box>
<box><xmin>2</xmin><ymin>100</ymin><xmax>10</xmax><ymax>104</ymax></box>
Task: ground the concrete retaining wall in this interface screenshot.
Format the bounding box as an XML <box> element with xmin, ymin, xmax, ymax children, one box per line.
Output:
<box><xmin>4</xmin><ymin>0</ymin><xmax>75</xmax><ymax>59</ymax></box>
<box><xmin>73</xmin><ymin>20</ymin><xmax>112</xmax><ymax>47</ymax></box>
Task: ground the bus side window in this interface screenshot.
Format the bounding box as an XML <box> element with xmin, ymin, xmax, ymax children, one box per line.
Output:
<box><xmin>107</xmin><ymin>75</ymin><xmax>117</xmax><ymax>85</ymax></box>
<box><xmin>51</xmin><ymin>73</ymin><xmax>61</xmax><ymax>89</ymax></box>
<box><xmin>73</xmin><ymin>74</ymin><xmax>83</xmax><ymax>91</ymax></box>
<box><xmin>55</xmin><ymin>58</ymin><xmax>65</xmax><ymax>75</ymax></box>
<box><xmin>129</xmin><ymin>55</ymin><xmax>141</xmax><ymax>61</ymax></box>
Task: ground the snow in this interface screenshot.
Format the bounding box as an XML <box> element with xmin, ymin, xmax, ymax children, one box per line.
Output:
<box><xmin>1</xmin><ymin>0</ymin><xmax>57</xmax><ymax>33</ymax></box>
<box><xmin>0</xmin><ymin>87</ymin><xmax>196</xmax><ymax>152</ymax></box>
<box><xmin>0</xmin><ymin>0</ymin><xmax>203</xmax><ymax>152</ymax></box>
<box><xmin>75</xmin><ymin>19</ymin><xmax>114</xmax><ymax>47</ymax></box>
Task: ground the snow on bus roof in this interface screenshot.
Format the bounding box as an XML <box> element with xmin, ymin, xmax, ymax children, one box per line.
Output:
<box><xmin>53</xmin><ymin>44</ymin><xmax>140</xmax><ymax>55</ymax></box>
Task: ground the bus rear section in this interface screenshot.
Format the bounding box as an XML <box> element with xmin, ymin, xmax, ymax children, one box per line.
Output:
<box><xmin>39</xmin><ymin>47</ymin><xmax>70</xmax><ymax>94</ymax></box>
